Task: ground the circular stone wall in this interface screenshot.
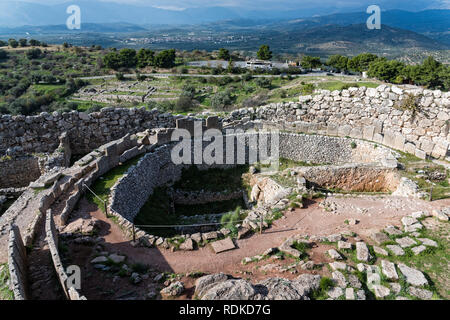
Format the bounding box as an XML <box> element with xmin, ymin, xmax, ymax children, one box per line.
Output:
<box><xmin>109</xmin><ymin>132</ymin><xmax>398</xmax><ymax>222</ymax></box>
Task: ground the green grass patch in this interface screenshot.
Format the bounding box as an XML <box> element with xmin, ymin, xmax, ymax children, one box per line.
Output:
<box><xmin>0</xmin><ymin>263</ymin><xmax>14</xmax><ymax>300</ymax></box>
<box><xmin>87</xmin><ymin>155</ymin><xmax>143</xmax><ymax>212</ymax></box>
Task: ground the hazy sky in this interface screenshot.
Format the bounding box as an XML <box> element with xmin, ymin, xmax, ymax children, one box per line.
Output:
<box><xmin>16</xmin><ymin>0</ymin><xmax>450</xmax><ymax>11</ymax></box>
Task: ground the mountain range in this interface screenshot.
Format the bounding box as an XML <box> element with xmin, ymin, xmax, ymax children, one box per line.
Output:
<box><xmin>0</xmin><ymin>1</ymin><xmax>449</xmax><ymax>59</ymax></box>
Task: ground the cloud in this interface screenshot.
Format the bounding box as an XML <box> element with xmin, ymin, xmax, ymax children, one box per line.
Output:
<box><xmin>17</xmin><ymin>0</ymin><xmax>450</xmax><ymax>11</ymax></box>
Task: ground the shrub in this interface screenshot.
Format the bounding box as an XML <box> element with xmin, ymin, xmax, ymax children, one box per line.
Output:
<box><xmin>301</xmin><ymin>83</ymin><xmax>315</xmax><ymax>95</ymax></box>
<box><xmin>115</xmin><ymin>72</ymin><xmax>125</xmax><ymax>81</ymax></box>
<box><xmin>396</xmin><ymin>93</ymin><xmax>422</xmax><ymax>115</ymax></box>
<box><xmin>221</xmin><ymin>207</ymin><xmax>243</xmax><ymax>233</ymax></box>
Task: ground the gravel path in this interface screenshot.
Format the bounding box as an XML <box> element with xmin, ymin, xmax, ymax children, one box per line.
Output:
<box><xmin>74</xmin><ymin>195</ymin><xmax>450</xmax><ymax>275</ymax></box>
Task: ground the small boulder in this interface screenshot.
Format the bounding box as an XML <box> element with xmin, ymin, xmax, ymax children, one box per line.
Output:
<box><xmin>408</xmin><ymin>287</ymin><xmax>433</xmax><ymax>300</ymax></box>
<box><xmin>161</xmin><ymin>281</ymin><xmax>184</xmax><ymax>298</ymax></box>
<box><xmin>386</xmin><ymin>245</ymin><xmax>405</xmax><ymax>256</ymax></box>
<box><xmin>356</xmin><ymin>242</ymin><xmax>371</xmax><ymax>262</ymax></box>
<box><xmin>398</xmin><ymin>264</ymin><xmax>428</xmax><ymax>286</ymax></box>
<box><xmin>327</xmin><ymin>249</ymin><xmax>343</xmax><ymax>260</ymax></box>
<box><xmin>395</xmin><ymin>237</ymin><xmax>417</xmax><ymax>248</ymax></box>
<box><xmin>91</xmin><ymin>256</ymin><xmax>108</xmax><ymax>264</ymax></box>
<box><xmin>373</xmin><ymin>285</ymin><xmax>390</xmax><ymax>298</ymax></box>
<box><xmin>108</xmin><ymin>253</ymin><xmax>126</xmax><ymax>264</ymax></box>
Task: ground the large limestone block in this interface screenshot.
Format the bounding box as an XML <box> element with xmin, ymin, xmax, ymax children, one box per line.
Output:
<box><xmin>362</xmin><ymin>126</ymin><xmax>375</xmax><ymax>141</ymax></box>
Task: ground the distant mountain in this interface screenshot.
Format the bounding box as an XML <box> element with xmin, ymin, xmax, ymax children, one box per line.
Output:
<box><xmin>0</xmin><ymin>0</ymin><xmax>341</xmax><ymax>27</ymax></box>
<box><xmin>280</xmin><ymin>24</ymin><xmax>450</xmax><ymax>52</ymax></box>
<box><xmin>0</xmin><ymin>23</ymin><xmax>147</xmax><ymax>34</ymax></box>
<box><xmin>271</xmin><ymin>9</ymin><xmax>450</xmax><ymax>33</ymax></box>
<box><xmin>1</xmin><ymin>1</ymin><xmax>448</xmax><ymax>36</ymax></box>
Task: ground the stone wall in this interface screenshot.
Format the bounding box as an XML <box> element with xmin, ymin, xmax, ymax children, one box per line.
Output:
<box><xmin>110</xmin><ymin>131</ymin><xmax>396</xmax><ymax>221</ymax></box>
<box><xmin>0</xmin><ymin>107</ymin><xmax>177</xmax><ymax>156</ymax></box>
<box><xmin>172</xmin><ymin>189</ymin><xmax>244</xmax><ymax>205</ymax></box>
<box><xmin>278</xmin><ymin>133</ymin><xmax>396</xmax><ymax>165</ymax></box>
<box><xmin>45</xmin><ymin>210</ymin><xmax>86</xmax><ymax>300</ymax></box>
<box><xmin>2</xmin><ymin>85</ymin><xmax>446</xmax><ymax>163</ymax></box>
<box><xmin>224</xmin><ymin>85</ymin><xmax>450</xmax><ymax>160</ymax></box>
<box><xmin>0</xmin><ymin>156</ymin><xmax>41</xmax><ymax>188</ymax></box>
<box><xmin>7</xmin><ymin>224</ymin><xmax>28</xmax><ymax>300</ymax></box>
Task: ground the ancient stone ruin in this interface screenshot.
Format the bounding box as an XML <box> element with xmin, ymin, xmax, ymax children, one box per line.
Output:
<box><xmin>0</xmin><ymin>84</ymin><xmax>449</xmax><ymax>300</ymax></box>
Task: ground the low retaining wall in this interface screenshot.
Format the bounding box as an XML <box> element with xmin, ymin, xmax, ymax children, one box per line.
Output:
<box><xmin>172</xmin><ymin>189</ymin><xmax>244</xmax><ymax>205</ymax></box>
<box><xmin>45</xmin><ymin>210</ymin><xmax>86</xmax><ymax>300</ymax></box>
<box><xmin>7</xmin><ymin>224</ymin><xmax>28</xmax><ymax>300</ymax></box>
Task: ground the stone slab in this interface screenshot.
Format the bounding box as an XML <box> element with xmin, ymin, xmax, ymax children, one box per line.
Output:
<box><xmin>211</xmin><ymin>237</ymin><xmax>236</xmax><ymax>254</ymax></box>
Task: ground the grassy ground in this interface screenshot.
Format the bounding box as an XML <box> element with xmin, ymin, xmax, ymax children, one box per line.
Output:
<box><xmin>133</xmin><ymin>186</ymin><xmax>178</xmax><ymax>237</ymax></box>
<box><xmin>87</xmin><ymin>155</ymin><xmax>143</xmax><ymax>212</ymax></box>
<box><xmin>381</xmin><ymin>219</ymin><xmax>450</xmax><ymax>299</ymax></box>
<box><xmin>319</xmin><ymin>219</ymin><xmax>449</xmax><ymax>300</ymax></box>
<box><xmin>68</xmin><ymin>75</ymin><xmax>379</xmax><ymax>114</ymax></box>
<box><xmin>134</xmin><ymin>165</ymin><xmax>250</xmax><ymax>237</ymax></box>
<box><xmin>397</xmin><ymin>152</ymin><xmax>450</xmax><ymax>200</ymax></box>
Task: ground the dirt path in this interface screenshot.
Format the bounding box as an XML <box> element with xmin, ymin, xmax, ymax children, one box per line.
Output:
<box><xmin>26</xmin><ymin>216</ymin><xmax>65</xmax><ymax>300</ymax></box>
<box><xmin>74</xmin><ymin>195</ymin><xmax>450</xmax><ymax>275</ymax></box>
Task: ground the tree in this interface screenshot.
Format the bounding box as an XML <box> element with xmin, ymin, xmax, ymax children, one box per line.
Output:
<box><xmin>218</xmin><ymin>48</ymin><xmax>230</xmax><ymax>60</ymax></box>
<box><xmin>103</xmin><ymin>51</ymin><xmax>121</xmax><ymax>70</ymax></box>
<box><xmin>257</xmin><ymin>45</ymin><xmax>272</xmax><ymax>60</ymax></box>
<box><xmin>367</xmin><ymin>58</ymin><xmax>404</xmax><ymax>83</ymax></box>
<box><xmin>0</xmin><ymin>49</ymin><xmax>8</xmax><ymax>60</ymax></box>
<box><xmin>29</xmin><ymin>39</ymin><xmax>41</xmax><ymax>46</ymax></box>
<box><xmin>327</xmin><ymin>55</ymin><xmax>349</xmax><ymax>72</ymax></box>
<box><xmin>118</xmin><ymin>48</ymin><xmax>137</xmax><ymax>68</ymax></box>
<box><xmin>301</xmin><ymin>56</ymin><xmax>322</xmax><ymax>70</ymax></box>
<box><xmin>0</xmin><ymin>40</ymin><xmax>7</xmax><ymax>47</ymax></box>
<box><xmin>137</xmin><ymin>48</ymin><xmax>154</xmax><ymax>68</ymax></box>
<box><xmin>255</xmin><ymin>78</ymin><xmax>272</xmax><ymax>89</ymax></box>
<box><xmin>418</xmin><ymin>56</ymin><xmax>445</xmax><ymax>89</ymax></box>
<box><xmin>8</xmin><ymin>39</ymin><xmax>18</xmax><ymax>48</ymax></box>
<box><xmin>26</xmin><ymin>48</ymin><xmax>42</xmax><ymax>59</ymax></box>
<box><xmin>347</xmin><ymin>53</ymin><xmax>378</xmax><ymax>72</ymax></box>
<box><xmin>154</xmin><ymin>49</ymin><xmax>176</xmax><ymax>68</ymax></box>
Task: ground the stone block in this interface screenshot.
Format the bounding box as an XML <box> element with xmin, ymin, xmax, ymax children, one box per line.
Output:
<box><xmin>362</xmin><ymin>125</ymin><xmax>375</xmax><ymax>141</ymax></box>
<box><xmin>349</xmin><ymin>128</ymin><xmax>363</xmax><ymax>139</ymax></box>
<box><xmin>326</xmin><ymin>124</ymin><xmax>339</xmax><ymax>136</ymax></box>
<box><xmin>382</xmin><ymin>130</ymin><xmax>396</xmax><ymax>149</ymax></box>
<box><xmin>415</xmin><ymin>148</ymin><xmax>427</xmax><ymax>160</ymax></box>
<box><xmin>337</xmin><ymin>125</ymin><xmax>352</xmax><ymax>137</ymax></box>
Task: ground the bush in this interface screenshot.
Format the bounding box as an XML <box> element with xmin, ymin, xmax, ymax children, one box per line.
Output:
<box><xmin>211</xmin><ymin>89</ymin><xmax>234</xmax><ymax>111</ymax></box>
<box><xmin>221</xmin><ymin>207</ymin><xmax>243</xmax><ymax>234</ymax></box>
<box><xmin>115</xmin><ymin>72</ymin><xmax>125</xmax><ymax>81</ymax></box>
<box><xmin>175</xmin><ymin>95</ymin><xmax>195</xmax><ymax>112</ymax></box>
<box><xmin>26</xmin><ymin>48</ymin><xmax>42</xmax><ymax>59</ymax></box>
<box><xmin>255</xmin><ymin>78</ymin><xmax>272</xmax><ymax>89</ymax></box>
<box><xmin>301</xmin><ymin>83</ymin><xmax>315</xmax><ymax>95</ymax></box>
<box><xmin>396</xmin><ymin>93</ymin><xmax>422</xmax><ymax>115</ymax></box>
